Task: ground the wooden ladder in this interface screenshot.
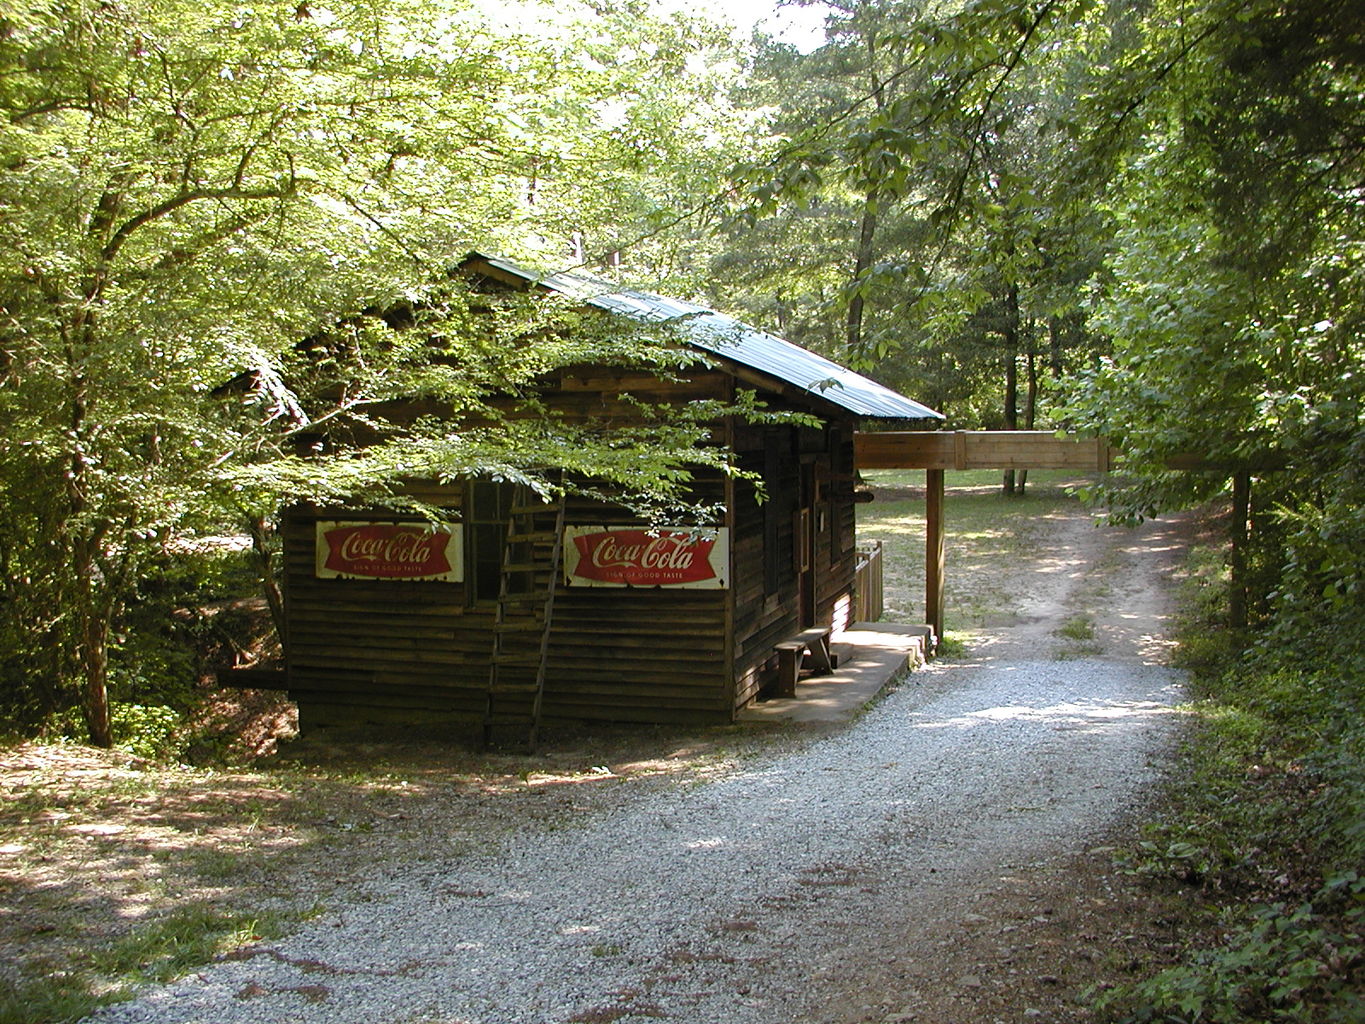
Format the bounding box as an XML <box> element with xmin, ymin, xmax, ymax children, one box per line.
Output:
<box><xmin>482</xmin><ymin>488</ymin><xmax>565</xmax><ymax>751</ymax></box>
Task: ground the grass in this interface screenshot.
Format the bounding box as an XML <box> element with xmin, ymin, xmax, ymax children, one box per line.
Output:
<box><xmin>1053</xmin><ymin>613</ymin><xmax>1103</xmax><ymax>659</ymax></box>
<box><xmin>1056</xmin><ymin>614</ymin><xmax>1096</xmax><ymax>641</ymax></box>
<box><xmin>857</xmin><ymin>468</ymin><xmax>1094</xmax><ymax>628</ymax></box>
<box><xmin>94</xmin><ymin>906</ymin><xmax>284</xmax><ymax>985</ymax></box>
<box><xmin>0</xmin><ymin>907</ymin><xmax>289</xmax><ymax>1024</ymax></box>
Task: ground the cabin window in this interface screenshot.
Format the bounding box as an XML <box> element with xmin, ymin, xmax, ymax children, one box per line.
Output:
<box><xmin>467</xmin><ymin>480</ymin><xmax>519</xmax><ymax>603</ymax></box>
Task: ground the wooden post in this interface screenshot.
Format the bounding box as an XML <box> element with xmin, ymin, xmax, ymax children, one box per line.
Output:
<box><xmin>1229</xmin><ymin>470</ymin><xmax>1251</xmax><ymax>630</ymax></box>
<box><xmin>926</xmin><ymin>468</ymin><xmax>946</xmax><ymax>646</ymax></box>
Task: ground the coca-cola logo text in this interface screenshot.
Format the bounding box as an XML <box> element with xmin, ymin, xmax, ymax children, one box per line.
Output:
<box><xmin>570</xmin><ymin>529</ymin><xmax>720</xmax><ymax>586</ymax></box>
<box><xmin>320</xmin><ymin>523</ymin><xmax>458</xmax><ymax>580</ymax></box>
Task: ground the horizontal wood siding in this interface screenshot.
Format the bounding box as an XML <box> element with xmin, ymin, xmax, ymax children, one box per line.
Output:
<box><xmin>541</xmin><ymin>488</ymin><xmax>730</xmax><ymax>723</ymax></box>
<box><xmin>728</xmin><ymin>420</ymin><xmax>861</xmax><ymax>711</ymax></box>
<box><xmin>283</xmin><ymin>467</ymin><xmax>735</xmax><ymax>729</ymax></box>
<box><xmin>283</xmin><ymin>483</ymin><xmax>491</xmax><ymax>728</ymax></box>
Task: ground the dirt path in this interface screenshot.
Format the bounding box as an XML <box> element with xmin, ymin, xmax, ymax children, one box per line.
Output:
<box><xmin>794</xmin><ymin>508</ymin><xmax>1195</xmax><ymax>1024</ymax></box>
<box><xmin>81</xmin><ymin>505</ymin><xmax>1193</xmax><ymax>1024</ymax></box>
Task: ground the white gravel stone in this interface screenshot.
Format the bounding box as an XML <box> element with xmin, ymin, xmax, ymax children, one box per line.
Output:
<box><xmin>85</xmin><ymin>652</ymin><xmax>1183</xmax><ymax>1024</ymax></box>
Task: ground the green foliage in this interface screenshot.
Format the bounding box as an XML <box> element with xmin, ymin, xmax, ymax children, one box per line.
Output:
<box><xmin>0</xmin><ymin>906</ymin><xmax>285</xmax><ymax>1024</ymax></box>
<box><xmin>718</xmin><ymin>0</ymin><xmax>1112</xmax><ymax>425</ymax></box>
<box><xmin>0</xmin><ymin>0</ymin><xmax>756</xmax><ymax>745</ymax></box>
<box><xmin>1061</xmin><ymin>0</ymin><xmax>1365</xmax><ymax>589</ymax></box>
<box><xmin>1101</xmin><ymin>875</ymin><xmax>1365</xmax><ymax>1024</ymax></box>
<box><xmin>1103</xmin><ymin>522</ymin><xmax>1365</xmax><ymax>1022</ymax></box>
<box><xmin>109</xmin><ymin>704</ymin><xmax>183</xmax><ymax>761</ymax></box>
<box><xmin>933</xmin><ymin>631</ymin><xmax>970</xmax><ymax>658</ymax></box>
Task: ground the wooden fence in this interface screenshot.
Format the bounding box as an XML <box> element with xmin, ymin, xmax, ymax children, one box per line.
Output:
<box><xmin>853</xmin><ymin>540</ymin><xmax>884</xmax><ymax>623</ymax></box>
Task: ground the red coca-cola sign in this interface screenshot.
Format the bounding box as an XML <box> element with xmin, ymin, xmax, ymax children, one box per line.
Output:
<box><xmin>316</xmin><ymin>521</ymin><xmax>463</xmax><ymax>582</ymax></box>
<box><xmin>564</xmin><ymin>527</ymin><xmax>729</xmax><ymax>589</ymax></box>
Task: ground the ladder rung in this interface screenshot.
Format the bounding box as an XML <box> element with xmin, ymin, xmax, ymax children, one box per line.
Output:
<box><xmin>494</xmin><ymin>620</ymin><xmax>544</xmax><ymax>633</ymax></box>
<box><xmin>493</xmin><ymin>653</ymin><xmax>542</xmax><ymax>667</ymax></box>
<box><xmin>506</xmin><ymin>530</ymin><xmax>557</xmax><ymax>544</ymax></box>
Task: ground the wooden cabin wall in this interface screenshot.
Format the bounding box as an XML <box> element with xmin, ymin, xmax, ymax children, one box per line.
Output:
<box><xmin>529</xmin><ymin>364</ymin><xmax>735</xmax><ymax>723</ymax></box>
<box><xmin>727</xmin><ymin>418</ymin><xmax>861</xmax><ymax>712</ymax></box>
<box><xmin>282</xmin><ymin>481</ymin><xmax>490</xmax><ymax>731</ymax></box>
<box><xmin>281</xmin><ymin>357</ymin><xmax>865</xmax><ymax>731</ymax></box>
<box><xmin>541</xmin><ymin>488</ymin><xmax>731</xmax><ymax>725</ymax></box>
<box><xmin>730</xmin><ymin>424</ymin><xmax>793</xmax><ymax>708</ymax></box>
<box><xmin>281</xmin><ymin>368</ymin><xmax>741</xmax><ymax>731</ymax></box>
<box><xmin>824</xmin><ymin>421</ymin><xmax>861</xmax><ymax>632</ymax></box>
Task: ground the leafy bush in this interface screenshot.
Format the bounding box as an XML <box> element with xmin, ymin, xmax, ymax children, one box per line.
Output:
<box><xmin>1100</xmin><ymin>523</ymin><xmax>1365</xmax><ymax>1023</ymax></box>
<box><xmin>1104</xmin><ymin>875</ymin><xmax>1365</xmax><ymax>1024</ymax></box>
<box><xmin>21</xmin><ymin>545</ymin><xmax>270</xmax><ymax>757</ymax></box>
<box><xmin>109</xmin><ymin>704</ymin><xmax>183</xmax><ymax>761</ymax></box>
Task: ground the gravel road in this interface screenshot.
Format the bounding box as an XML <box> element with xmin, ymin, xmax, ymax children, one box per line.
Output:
<box><xmin>88</xmin><ymin>512</ymin><xmax>1189</xmax><ymax>1024</ymax></box>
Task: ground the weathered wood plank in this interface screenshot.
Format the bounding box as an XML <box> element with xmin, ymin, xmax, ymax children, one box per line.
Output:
<box><xmin>855</xmin><ymin>430</ymin><xmax>1116</xmax><ymax>471</ymax></box>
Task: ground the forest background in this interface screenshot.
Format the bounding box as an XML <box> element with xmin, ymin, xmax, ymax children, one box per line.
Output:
<box><xmin>1</xmin><ymin>1</ymin><xmax>1362</xmax><ymax>1021</ymax></box>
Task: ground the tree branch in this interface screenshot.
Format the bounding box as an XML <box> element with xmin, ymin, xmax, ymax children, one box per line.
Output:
<box><xmin>101</xmin><ymin>182</ymin><xmax>295</xmax><ymax>263</ymax></box>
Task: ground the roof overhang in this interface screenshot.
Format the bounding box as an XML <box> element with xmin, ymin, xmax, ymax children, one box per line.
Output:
<box><xmin>462</xmin><ymin>253</ymin><xmax>944</xmax><ymax>424</ymax></box>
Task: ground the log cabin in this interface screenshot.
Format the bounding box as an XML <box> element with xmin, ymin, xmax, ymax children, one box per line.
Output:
<box><xmin>280</xmin><ymin>253</ymin><xmax>942</xmax><ymax>738</ymax></box>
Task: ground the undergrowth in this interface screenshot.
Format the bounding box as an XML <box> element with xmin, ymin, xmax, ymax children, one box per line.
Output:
<box><xmin>1097</xmin><ymin>539</ymin><xmax>1365</xmax><ymax>1023</ymax></box>
<box><xmin>0</xmin><ymin>907</ymin><xmax>287</xmax><ymax>1024</ymax></box>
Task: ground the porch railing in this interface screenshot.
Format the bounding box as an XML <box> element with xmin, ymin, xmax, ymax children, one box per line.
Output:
<box><xmin>853</xmin><ymin>540</ymin><xmax>884</xmax><ymax>623</ymax></box>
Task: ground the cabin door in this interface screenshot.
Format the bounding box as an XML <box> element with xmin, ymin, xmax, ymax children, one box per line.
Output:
<box><xmin>797</xmin><ymin>462</ymin><xmax>817</xmax><ymax>628</ymax></box>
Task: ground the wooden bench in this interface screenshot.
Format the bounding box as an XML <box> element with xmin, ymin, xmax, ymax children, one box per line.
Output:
<box><xmin>772</xmin><ymin>626</ymin><xmax>836</xmax><ymax>698</ymax></box>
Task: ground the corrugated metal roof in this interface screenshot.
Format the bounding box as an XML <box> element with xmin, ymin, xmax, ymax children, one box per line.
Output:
<box><xmin>472</xmin><ymin>254</ymin><xmax>943</xmax><ymax>422</ymax></box>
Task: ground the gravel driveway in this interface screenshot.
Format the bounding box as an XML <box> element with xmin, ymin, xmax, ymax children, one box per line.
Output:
<box><xmin>88</xmin><ymin>512</ymin><xmax>1189</xmax><ymax>1024</ymax></box>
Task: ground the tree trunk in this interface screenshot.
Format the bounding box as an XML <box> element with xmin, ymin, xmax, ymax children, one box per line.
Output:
<box><xmin>1229</xmin><ymin>471</ymin><xmax>1251</xmax><ymax>630</ymax></box>
<box><xmin>72</xmin><ymin>535</ymin><xmax>114</xmax><ymax>748</ymax></box>
<box><xmin>247</xmin><ymin>515</ymin><xmax>287</xmax><ymax>645</ymax></box>
<box><xmin>1001</xmin><ymin>283</ymin><xmax>1020</xmax><ymax>496</ymax></box>
<box><xmin>846</xmin><ymin>196</ymin><xmax>878</xmax><ymax>357</ymax></box>
<box><xmin>81</xmin><ymin>612</ymin><xmax>113</xmax><ymax>748</ymax></box>
<box><xmin>846</xmin><ymin>36</ymin><xmax>888</xmax><ymax>361</ymax></box>
<box><xmin>1019</xmin><ymin>322</ymin><xmax>1038</xmax><ymax>494</ymax></box>
<box><xmin>65</xmin><ymin>315</ymin><xmax>114</xmax><ymax>747</ymax></box>
<box><xmin>1049</xmin><ymin>314</ymin><xmax>1064</xmax><ymax>379</ymax></box>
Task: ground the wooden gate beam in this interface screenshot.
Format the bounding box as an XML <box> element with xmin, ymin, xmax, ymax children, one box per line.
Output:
<box><xmin>855</xmin><ymin>430</ymin><xmax>1116</xmax><ymax>645</ymax></box>
<box><xmin>854</xmin><ymin>430</ymin><xmax>1284</xmax><ymax>643</ymax></box>
<box><xmin>855</xmin><ymin>430</ymin><xmax>1116</xmax><ymax>472</ymax></box>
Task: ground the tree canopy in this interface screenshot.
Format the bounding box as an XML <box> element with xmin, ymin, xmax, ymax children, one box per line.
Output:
<box><xmin>1</xmin><ymin>0</ymin><xmax>1361</xmax><ymax>757</ymax></box>
<box><xmin>0</xmin><ymin>0</ymin><xmax>755</xmax><ymax>743</ymax></box>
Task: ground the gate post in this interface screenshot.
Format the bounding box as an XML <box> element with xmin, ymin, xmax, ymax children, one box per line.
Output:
<box><xmin>926</xmin><ymin>468</ymin><xmax>946</xmax><ymax>645</ymax></box>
